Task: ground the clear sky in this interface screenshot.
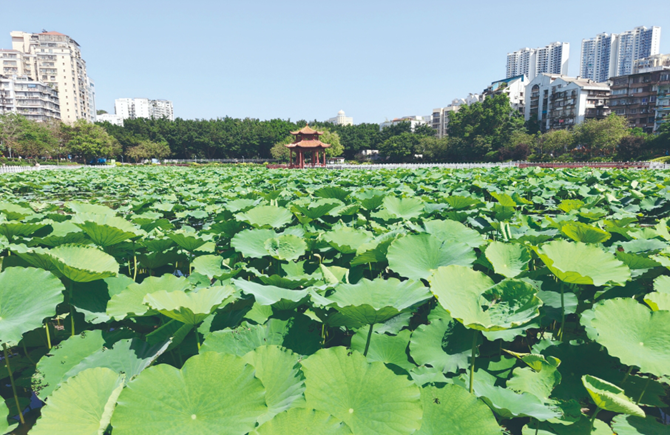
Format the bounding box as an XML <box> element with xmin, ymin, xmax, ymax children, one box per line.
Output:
<box><xmin>2</xmin><ymin>0</ymin><xmax>669</xmax><ymax>123</ymax></box>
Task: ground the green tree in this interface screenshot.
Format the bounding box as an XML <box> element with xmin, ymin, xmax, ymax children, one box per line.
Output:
<box><xmin>0</xmin><ymin>113</ymin><xmax>25</xmax><ymax>158</ymax></box>
<box><xmin>379</xmin><ymin>132</ymin><xmax>419</xmax><ymax>162</ymax></box>
<box><xmin>16</xmin><ymin>120</ymin><xmax>58</xmax><ymax>161</ymax></box>
<box><xmin>416</xmin><ymin>136</ymin><xmax>451</xmax><ymax>161</ymax></box>
<box><xmin>126</xmin><ymin>140</ymin><xmax>172</xmax><ymax>162</ymax></box>
<box><xmin>537</xmin><ymin>129</ymin><xmax>574</xmax><ymax>159</ymax></box>
<box><xmin>66</xmin><ymin>119</ymin><xmax>121</xmax><ymax>163</ymax></box>
<box><xmin>572</xmin><ymin>114</ymin><xmax>629</xmax><ymax>158</ymax></box>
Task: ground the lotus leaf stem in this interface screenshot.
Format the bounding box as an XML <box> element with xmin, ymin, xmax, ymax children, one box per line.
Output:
<box><xmin>590</xmin><ymin>408</ymin><xmax>601</xmax><ymax>429</ymax></box>
<box><xmin>21</xmin><ymin>341</ymin><xmax>35</xmax><ymax>365</ymax></box>
<box><xmin>622</xmin><ymin>366</ymin><xmax>633</xmax><ymax>384</ymax></box>
<box><xmin>558</xmin><ymin>284</ymin><xmax>565</xmax><ymax>341</ymax></box>
<box><xmin>45</xmin><ymin>323</ymin><xmax>51</xmax><ymax>350</ymax></box>
<box><xmin>637</xmin><ymin>377</ymin><xmax>650</xmax><ymax>404</ymax></box>
<box><xmin>469</xmin><ymin>332</ymin><xmax>478</xmax><ymax>394</ymax></box>
<box><xmin>133</xmin><ymin>254</ymin><xmax>138</xmax><ymax>281</ymax></box>
<box><xmin>69</xmin><ymin>281</ymin><xmax>75</xmax><ymax>337</ymax></box>
<box><xmin>3</xmin><ymin>344</ymin><xmax>25</xmax><ymax>425</ymax></box>
<box><xmin>363</xmin><ymin>324</ymin><xmax>374</xmax><ymax>357</ymax></box>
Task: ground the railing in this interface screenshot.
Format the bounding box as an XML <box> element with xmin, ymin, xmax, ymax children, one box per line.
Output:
<box><xmin>163</xmin><ymin>159</ymin><xmax>277</xmax><ymax>164</ymax></box>
<box><xmin>326</xmin><ymin>161</ymin><xmax>670</xmax><ymax>170</ymax></box>
<box><xmin>0</xmin><ymin>165</ymin><xmax>114</xmax><ymax>174</ymax></box>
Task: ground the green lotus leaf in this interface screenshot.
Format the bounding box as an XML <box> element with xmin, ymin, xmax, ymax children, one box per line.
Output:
<box><xmin>291</xmin><ymin>198</ymin><xmax>343</xmax><ymax>219</ymax></box>
<box><xmin>253</xmin><ymin>408</ymin><xmax>351</xmax><ymax>435</ymax></box>
<box><xmin>444</xmin><ymin>195</ymin><xmax>481</xmax><ymax>210</ymax></box>
<box><xmin>63</xmin><ymin>337</ymin><xmax>170</xmax><ymax>388</ymax></box>
<box><xmin>144</xmin><ymin>286</ymin><xmax>235</xmax><ymax>325</ymax></box>
<box><xmin>243</xmin><ymin>345</ymin><xmax>305</xmax><ymax>424</ymax></box>
<box><xmin>31</xmin><ymin>221</ymin><xmax>88</xmax><ymax>247</ymax></box>
<box><xmin>326</xmin><ymin>278</ymin><xmax>431</xmax><ymax>325</ymax></box>
<box><xmin>0</xmin><ymin>222</ymin><xmax>48</xmax><ymax>242</ymax></box>
<box><xmin>610</xmin><ymin>414</ymin><xmax>669</xmax><ymax>435</ymax></box>
<box><xmin>73</xmin><ymin>213</ymin><xmax>143</xmax><ymax>247</ymax></box>
<box><xmin>423</xmin><ymin>219</ymin><xmax>486</xmax><ymax>248</ymax></box>
<box><xmin>48</xmin><ymin>244</ymin><xmax>119</xmax><ymax>282</ymax></box>
<box><xmin>225</xmin><ymin>198</ymin><xmax>260</xmax><ymax>212</ymax></box>
<box><xmin>0</xmin><ymin>267</ymin><xmax>64</xmax><ymax>346</ymax></box>
<box><xmin>191</xmin><ymin>255</ymin><xmax>233</xmax><ymax>279</ymax></box>
<box><xmin>653</xmin><ymin>275</ymin><xmax>670</xmax><ymax>293</ymax></box>
<box><xmin>472</xmin><ymin>375</ymin><xmax>561</xmax><ymax>420</ymax></box>
<box><xmin>111</xmin><ymin>352</ymin><xmax>267</xmax><ymax>435</ymax></box>
<box><xmin>0</xmin><ymin>202</ymin><xmax>34</xmax><ymax>220</ymax></box>
<box><xmin>557</xmin><ymin>199</ymin><xmax>585</xmax><ymax>213</ymax></box>
<box><xmin>582</xmin><ymin>375</ymin><xmax>645</xmax><ymax>417</ymax></box>
<box><xmin>231</xmin><ymin>229</ymin><xmax>276</xmax><ymax>258</ymax></box>
<box><xmin>416</xmin><ymin>384</ymin><xmax>501</xmax><ymax>435</ymax></box>
<box><xmin>351</xmin><ymin>329</ymin><xmax>414</xmax><ymax>371</ymax></box>
<box><xmin>9</xmin><ymin>244</ymin><xmax>61</xmax><ymax>274</ymax></box>
<box><xmin>560</xmin><ymin>222</ymin><xmax>611</xmax><ymax>244</ymax></box>
<box><xmin>382</xmin><ymin>196</ymin><xmax>424</xmax><ymax>220</ymax></box>
<box><xmin>71</xmin><ymin>275</ymin><xmax>135</xmax><ymax>324</ymax></box>
<box><xmin>67</xmin><ymin>202</ymin><xmax>116</xmax><ymax>216</ymax></box>
<box><xmin>167</xmin><ymin>232</ymin><xmax>208</xmax><ymax>251</ymax></box>
<box><xmin>410</xmin><ymin>317</ymin><xmax>476</xmax><ymax>374</ymax></box>
<box><xmin>30</xmin><ymin>367</ymin><xmax>124</xmax><ymax>435</ymax></box>
<box><xmin>107</xmin><ymin>274</ymin><xmax>190</xmax><ymax>320</ymax></box>
<box><xmin>591</xmin><ymin>298</ymin><xmax>670</xmax><ymax>377</ymax></box>
<box><xmin>490</xmin><ymin>192</ymin><xmax>516</xmax><ymax>207</ymax></box>
<box><xmin>236</xmin><ymin>205</ymin><xmax>293</xmax><ymax>229</ymax></box>
<box><xmin>429</xmin><ymin>266</ymin><xmax>542</xmax><ymax>331</ymax></box>
<box><xmin>301</xmin><ymin>347</ymin><xmax>422</xmax><ymax>435</ymax></box>
<box><xmin>507</xmin><ymin>362</ymin><xmax>562</xmax><ymax>402</ymax></box>
<box><xmin>264</xmin><ymin>234</ymin><xmax>307</xmax><ymax>261</ymax></box>
<box><xmin>536</xmin><ymin>240</ymin><xmax>630</xmax><ymax>286</ymax></box>
<box><xmin>485</xmin><ymin>242</ymin><xmax>531</xmax><ymax>278</ymax></box>
<box><xmin>33</xmin><ymin>330</ymin><xmax>106</xmax><ymax>400</ymax></box>
<box><xmin>0</xmin><ymin>399</ymin><xmax>17</xmax><ymax>434</ymax></box>
<box><xmin>202</xmin><ymin>316</ymin><xmax>321</xmax><ymax>357</ymax></box>
<box><xmin>232</xmin><ymin>279</ymin><xmax>309</xmax><ymax>311</ymax></box>
<box><xmin>314</xmin><ymin>186</ymin><xmax>350</xmax><ymax>200</ymax></box>
<box><xmin>323</xmin><ymin>227</ymin><xmax>374</xmax><ymax>254</ymax></box>
<box><xmin>644</xmin><ymin>292</ymin><xmax>670</xmax><ymax>311</ymax></box>
<box><xmin>387</xmin><ymin>234</ymin><xmax>475</xmax><ymax>280</ymax></box>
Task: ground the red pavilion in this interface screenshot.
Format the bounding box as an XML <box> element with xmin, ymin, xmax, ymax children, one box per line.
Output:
<box><xmin>285</xmin><ymin>125</ymin><xmax>330</xmax><ymax>168</ymax></box>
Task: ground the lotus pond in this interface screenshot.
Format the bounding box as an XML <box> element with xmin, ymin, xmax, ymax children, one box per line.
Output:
<box><xmin>0</xmin><ymin>166</ymin><xmax>669</xmax><ymax>434</ymax></box>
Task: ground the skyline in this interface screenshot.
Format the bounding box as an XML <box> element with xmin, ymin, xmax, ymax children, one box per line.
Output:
<box><xmin>2</xmin><ymin>0</ymin><xmax>670</xmax><ymax>124</ymax></box>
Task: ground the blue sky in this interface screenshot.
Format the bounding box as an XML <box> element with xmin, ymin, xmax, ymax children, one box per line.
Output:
<box><xmin>2</xmin><ymin>0</ymin><xmax>669</xmax><ymax>123</ymax></box>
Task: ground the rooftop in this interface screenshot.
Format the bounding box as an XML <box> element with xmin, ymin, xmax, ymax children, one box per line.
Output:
<box><xmin>290</xmin><ymin>125</ymin><xmax>323</xmax><ymax>135</ymax></box>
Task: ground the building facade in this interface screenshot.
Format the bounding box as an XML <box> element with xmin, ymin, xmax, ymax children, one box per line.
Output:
<box><xmin>656</xmin><ymin>70</ymin><xmax>670</xmax><ymax>132</ymax></box>
<box><xmin>525</xmin><ymin>74</ymin><xmax>610</xmax><ymax>132</ymax></box>
<box><xmin>483</xmin><ymin>75</ymin><xmax>527</xmax><ymax>114</ymax></box>
<box><xmin>96</xmin><ymin>113</ymin><xmax>124</xmax><ymax>126</ymax></box>
<box><xmin>580</xmin><ymin>26</ymin><xmax>661</xmax><ymax>82</ymax></box>
<box><xmin>114</xmin><ymin>98</ymin><xmax>174</xmax><ymax>121</ymax></box>
<box><xmin>9</xmin><ymin>31</ymin><xmax>94</xmax><ymax>124</ymax></box>
<box><xmin>379</xmin><ymin>115</ymin><xmax>428</xmax><ymax>132</ymax></box>
<box><xmin>327</xmin><ymin>110</ymin><xmax>353</xmax><ymax>126</ymax></box>
<box><xmin>506</xmin><ymin>42</ymin><xmax>569</xmax><ymax>81</ymax></box>
<box><xmin>0</xmin><ymin>74</ymin><xmax>60</xmax><ymax>122</ymax></box>
<box><xmin>633</xmin><ymin>53</ymin><xmax>670</xmax><ymax>74</ymax></box>
<box><xmin>609</xmin><ymin>68</ymin><xmax>670</xmax><ymax>133</ymax></box>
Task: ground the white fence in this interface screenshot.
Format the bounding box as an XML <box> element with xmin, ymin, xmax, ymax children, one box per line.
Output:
<box><xmin>327</xmin><ymin>161</ymin><xmax>670</xmax><ymax>170</ymax></box>
<box><xmin>0</xmin><ymin>165</ymin><xmax>114</xmax><ymax>175</ymax></box>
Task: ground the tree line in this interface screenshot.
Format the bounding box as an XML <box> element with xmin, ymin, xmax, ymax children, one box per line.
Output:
<box><xmin>2</xmin><ymin>94</ymin><xmax>669</xmax><ymax>164</ymax></box>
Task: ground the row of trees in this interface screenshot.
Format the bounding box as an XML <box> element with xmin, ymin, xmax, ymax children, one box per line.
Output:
<box><xmin>2</xmin><ymin>95</ymin><xmax>669</xmax><ymax>163</ymax></box>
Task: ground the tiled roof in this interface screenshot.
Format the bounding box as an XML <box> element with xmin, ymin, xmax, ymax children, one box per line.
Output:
<box><xmin>285</xmin><ymin>140</ymin><xmax>331</xmax><ymax>149</ymax></box>
<box><xmin>290</xmin><ymin>125</ymin><xmax>323</xmax><ymax>135</ymax></box>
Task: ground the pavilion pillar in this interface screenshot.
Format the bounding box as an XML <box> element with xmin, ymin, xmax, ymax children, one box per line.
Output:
<box><xmin>289</xmin><ymin>149</ymin><xmax>293</xmax><ymax>168</ymax></box>
<box><xmin>323</xmin><ymin>149</ymin><xmax>326</xmax><ymax>166</ymax></box>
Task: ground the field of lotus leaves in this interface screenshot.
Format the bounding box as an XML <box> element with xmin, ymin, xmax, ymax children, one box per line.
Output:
<box><xmin>0</xmin><ymin>166</ymin><xmax>669</xmax><ymax>434</ymax></box>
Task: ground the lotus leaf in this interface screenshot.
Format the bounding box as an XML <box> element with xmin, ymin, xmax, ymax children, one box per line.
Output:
<box><xmin>581</xmin><ymin>375</ymin><xmax>645</xmax><ymax>417</ymax></box>
<box><xmin>560</xmin><ymin>222</ymin><xmax>611</xmax><ymax>244</ymax></box>
<box><xmin>264</xmin><ymin>234</ymin><xmax>307</xmax><ymax>261</ymax></box>
<box><xmin>326</xmin><ymin>278</ymin><xmax>431</xmax><ymax>325</ymax></box>
<box><xmin>167</xmin><ymin>232</ymin><xmax>208</xmax><ymax>251</ymax></box>
<box><xmin>144</xmin><ymin>286</ymin><xmax>234</xmax><ymax>325</ymax></box>
<box><xmin>382</xmin><ymin>196</ymin><xmax>424</xmax><ymax>220</ymax></box>
<box><xmin>301</xmin><ymin>347</ymin><xmax>422</xmax><ymax>435</ymax></box>
<box><xmin>0</xmin><ymin>202</ymin><xmax>34</xmax><ymax>220</ymax></box>
<box><xmin>253</xmin><ymin>408</ymin><xmax>351</xmax><ymax>435</ymax></box>
<box><xmin>0</xmin><ymin>267</ymin><xmax>64</xmax><ymax>346</ymax></box>
<box><xmin>644</xmin><ymin>292</ymin><xmax>670</xmax><ymax>311</ymax></box>
<box><xmin>351</xmin><ymin>329</ymin><xmax>414</xmax><ymax>370</ymax></box>
<box><xmin>291</xmin><ymin>198</ymin><xmax>343</xmax><ymax>219</ymax></box>
<box><xmin>610</xmin><ymin>415</ymin><xmax>669</xmax><ymax>435</ymax></box>
<box><xmin>73</xmin><ymin>213</ymin><xmax>142</xmax><ymax>247</ymax></box>
<box><xmin>429</xmin><ymin>266</ymin><xmax>542</xmax><ymax>331</ymax></box>
<box><xmin>48</xmin><ymin>244</ymin><xmax>119</xmax><ymax>282</ymax></box>
<box><xmin>416</xmin><ymin>384</ymin><xmax>501</xmax><ymax>435</ymax></box>
<box><xmin>0</xmin><ymin>399</ymin><xmax>17</xmax><ymax>434</ymax></box>
<box><xmin>537</xmin><ymin>240</ymin><xmax>630</xmax><ymax>286</ymax></box>
<box><xmin>233</xmin><ymin>279</ymin><xmax>309</xmax><ymax>310</ymax></box>
<box><xmin>236</xmin><ymin>205</ymin><xmax>293</xmax><ymax>228</ymax></box>
<box><xmin>485</xmin><ymin>242</ymin><xmax>531</xmax><ymax>278</ymax></box>
<box><xmin>107</xmin><ymin>274</ymin><xmax>190</xmax><ymax>319</ymax></box>
<box><xmin>591</xmin><ymin>298</ymin><xmax>670</xmax><ymax>377</ymax></box>
<box><xmin>387</xmin><ymin>234</ymin><xmax>475</xmax><ymax>280</ymax></box>
<box><xmin>243</xmin><ymin>345</ymin><xmax>305</xmax><ymax>424</ymax></box>
<box><xmin>472</xmin><ymin>376</ymin><xmax>561</xmax><ymax>420</ymax></box>
<box><xmin>71</xmin><ymin>275</ymin><xmax>135</xmax><ymax>324</ymax></box>
<box><xmin>410</xmin><ymin>317</ymin><xmax>476</xmax><ymax>373</ymax></box>
<box><xmin>111</xmin><ymin>352</ymin><xmax>267</xmax><ymax>435</ymax></box>
<box><xmin>30</xmin><ymin>367</ymin><xmax>124</xmax><ymax>435</ymax></box>
<box><xmin>323</xmin><ymin>227</ymin><xmax>374</xmax><ymax>254</ymax></box>
<box><xmin>231</xmin><ymin>229</ymin><xmax>276</xmax><ymax>258</ymax></box>
<box><xmin>423</xmin><ymin>219</ymin><xmax>486</xmax><ymax>248</ymax></box>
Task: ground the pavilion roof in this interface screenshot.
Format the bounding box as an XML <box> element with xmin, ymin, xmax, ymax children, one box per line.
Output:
<box><xmin>290</xmin><ymin>125</ymin><xmax>323</xmax><ymax>135</ymax></box>
<box><xmin>285</xmin><ymin>140</ymin><xmax>331</xmax><ymax>149</ymax></box>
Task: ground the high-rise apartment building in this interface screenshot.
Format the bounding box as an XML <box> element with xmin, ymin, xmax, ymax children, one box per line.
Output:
<box><xmin>9</xmin><ymin>31</ymin><xmax>94</xmax><ymax>124</ymax></box>
<box><xmin>114</xmin><ymin>98</ymin><xmax>174</xmax><ymax>121</ymax></box>
<box><xmin>506</xmin><ymin>43</ymin><xmax>569</xmax><ymax>81</ymax></box>
<box><xmin>0</xmin><ymin>74</ymin><xmax>61</xmax><ymax>122</ymax></box>
<box><xmin>609</xmin><ymin>67</ymin><xmax>670</xmax><ymax>134</ymax></box>
<box><xmin>580</xmin><ymin>26</ymin><xmax>661</xmax><ymax>82</ymax></box>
